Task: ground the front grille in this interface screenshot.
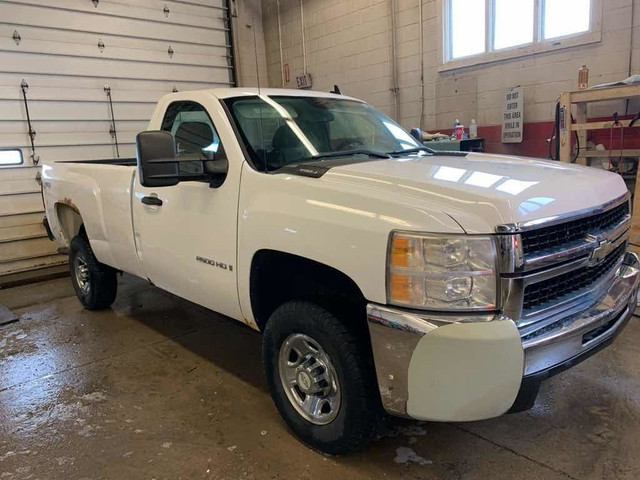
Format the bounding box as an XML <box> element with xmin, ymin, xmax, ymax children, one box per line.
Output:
<box><xmin>521</xmin><ymin>307</ymin><xmax>624</xmax><ymax>343</ymax></box>
<box><xmin>521</xmin><ymin>201</ymin><xmax>629</xmax><ymax>256</ymax></box>
<box><xmin>523</xmin><ymin>243</ymin><xmax>625</xmax><ymax>310</ymax></box>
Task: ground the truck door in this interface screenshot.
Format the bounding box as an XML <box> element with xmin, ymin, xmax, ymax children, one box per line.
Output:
<box><xmin>131</xmin><ymin>100</ymin><xmax>242</xmax><ymax>320</ymax></box>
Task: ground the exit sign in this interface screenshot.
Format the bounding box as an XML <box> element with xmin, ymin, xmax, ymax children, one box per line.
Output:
<box><xmin>296</xmin><ymin>73</ymin><xmax>312</xmax><ymax>89</ymax></box>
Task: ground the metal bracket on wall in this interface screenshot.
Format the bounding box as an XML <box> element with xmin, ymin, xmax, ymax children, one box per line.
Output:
<box><xmin>98</xmin><ymin>39</ymin><xmax>105</xmax><ymax>52</ymax></box>
<box><xmin>92</xmin><ymin>0</ymin><xmax>99</xmax><ymax>7</ymax></box>
<box><xmin>104</xmin><ymin>85</ymin><xmax>120</xmax><ymax>158</ymax></box>
<box><xmin>20</xmin><ymin>80</ymin><xmax>39</xmax><ymax>165</ymax></box>
<box><xmin>168</xmin><ymin>46</ymin><xmax>174</xmax><ymax>58</ymax></box>
<box><xmin>12</xmin><ymin>30</ymin><xmax>21</xmax><ymax>45</ymax></box>
<box><xmin>163</xmin><ymin>5</ymin><xmax>170</xmax><ymax>17</ymax></box>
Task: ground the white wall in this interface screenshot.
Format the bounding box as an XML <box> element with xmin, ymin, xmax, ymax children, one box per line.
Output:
<box><xmin>262</xmin><ymin>0</ymin><xmax>640</xmax><ymax>130</ymax></box>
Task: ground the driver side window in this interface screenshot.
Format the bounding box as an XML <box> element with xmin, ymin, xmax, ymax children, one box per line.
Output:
<box><xmin>161</xmin><ymin>101</ymin><xmax>226</xmax><ymax>160</ymax></box>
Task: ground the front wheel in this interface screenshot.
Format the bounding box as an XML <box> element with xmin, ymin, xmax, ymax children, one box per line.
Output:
<box><xmin>69</xmin><ymin>235</ymin><xmax>117</xmax><ymax>310</ymax></box>
<box><xmin>262</xmin><ymin>301</ymin><xmax>383</xmax><ymax>455</ymax></box>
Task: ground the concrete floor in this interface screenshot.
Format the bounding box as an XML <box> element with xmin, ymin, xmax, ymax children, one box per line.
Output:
<box><xmin>0</xmin><ymin>275</ymin><xmax>639</xmax><ymax>480</ymax></box>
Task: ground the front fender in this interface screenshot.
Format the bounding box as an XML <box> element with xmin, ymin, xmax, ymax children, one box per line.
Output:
<box><xmin>236</xmin><ymin>164</ymin><xmax>464</xmax><ymax>324</ymax></box>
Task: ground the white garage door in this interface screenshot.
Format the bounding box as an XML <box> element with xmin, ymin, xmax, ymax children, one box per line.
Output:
<box><xmin>0</xmin><ymin>0</ymin><xmax>234</xmax><ymax>284</ymax></box>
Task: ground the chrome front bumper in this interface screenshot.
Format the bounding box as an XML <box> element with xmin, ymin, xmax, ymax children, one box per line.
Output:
<box><xmin>367</xmin><ymin>251</ymin><xmax>639</xmax><ymax>421</ymax></box>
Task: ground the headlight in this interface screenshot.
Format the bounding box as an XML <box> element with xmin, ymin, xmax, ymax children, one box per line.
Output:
<box><xmin>387</xmin><ymin>232</ymin><xmax>498</xmax><ymax>310</ymax></box>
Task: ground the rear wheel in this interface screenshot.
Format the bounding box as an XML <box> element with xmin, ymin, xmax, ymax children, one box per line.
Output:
<box><xmin>69</xmin><ymin>235</ymin><xmax>117</xmax><ymax>310</ymax></box>
<box><xmin>262</xmin><ymin>300</ymin><xmax>383</xmax><ymax>455</ymax></box>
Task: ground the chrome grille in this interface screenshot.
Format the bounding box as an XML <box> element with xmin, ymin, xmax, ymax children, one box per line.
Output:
<box><xmin>522</xmin><ymin>243</ymin><xmax>625</xmax><ymax>311</ymax></box>
<box><xmin>521</xmin><ymin>201</ymin><xmax>629</xmax><ymax>256</ymax></box>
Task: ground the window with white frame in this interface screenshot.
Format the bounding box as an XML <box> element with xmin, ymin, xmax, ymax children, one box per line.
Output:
<box><xmin>0</xmin><ymin>149</ymin><xmax>23</xmax><ymax>166</ymax></box>
<box><xmin>444</xmin><ymin>0</ymin><xmax>594</xmax><ymax>63</ymax></box>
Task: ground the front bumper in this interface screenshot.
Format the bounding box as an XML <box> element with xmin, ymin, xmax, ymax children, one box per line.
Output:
<box><xmin>367</xmin><ymin>252</ymin><xmax>640</xmax><ymax>422</ymax></box>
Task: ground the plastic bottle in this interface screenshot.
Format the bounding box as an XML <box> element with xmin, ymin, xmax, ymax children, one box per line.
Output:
<box><xmin>469</xmin><ymin>119</ymin><xmax>478</xmax><ymax>139</ymax></box>
<box><xmin>452</xmin><ymin>119</ymin><xmax>460</xmax><ymax>139</ymax></box>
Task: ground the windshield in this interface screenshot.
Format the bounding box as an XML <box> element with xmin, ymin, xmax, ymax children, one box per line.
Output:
<box><xmin>224</xmin><ymin>95</ymin><xmax>422</xmax><ymax>171</ymax></box>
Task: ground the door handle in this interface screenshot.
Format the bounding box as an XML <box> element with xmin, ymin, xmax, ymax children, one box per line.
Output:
<box><xmin>141</xmin><ymin>195</ymin><xmax>163</xmax><ymax>206</ymax></box>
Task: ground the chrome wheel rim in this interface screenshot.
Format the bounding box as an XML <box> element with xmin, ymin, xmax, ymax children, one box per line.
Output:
<box><xmin>278</xmin><ymin>333</ymin><xmax>341</xmax><ymax>425</ymax></box>
<box><xmin>74</xmin><ymin>254</ymin><xmax>90</xmax><ymax>296</ymax></box>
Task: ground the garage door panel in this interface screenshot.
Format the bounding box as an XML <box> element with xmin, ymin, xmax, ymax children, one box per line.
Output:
<box><xmin>0</xmin><ymin>52</ymin><xmax>232</xmax><ymax>83</ymax></box>
<box><xmin>0</xmin><ymin>166</ymin><xmax>39</xmax><ymax>181</ymax></box>
<box><xmin>0</xmin><ymin>120</ymin><xmax>149</xmax><ymax>135</ymax></box>
<box><xmin>0</xmin><ymin>25</ymin><xmax>230</xmax><ymax>60</ymax></box>
<box><xmin>0</xmin><ymin>130</ymin><xmax>138</xmax><ymax>149</ymax></box>
<box><xmin>0</xmin><ymin>193</ymin><xmax>44</xmax><ymax>217</ymax></box>
<box><xmin>0</xmin><ymin>73</ymin><xmax>226</xmax><ymax>96</ymax></box>
<box><xmin>0</xmin><ymin>99</ymin><xmax>156</xmax><ymax>122</ymax></box>
<box><xmin>0</xmin><ymin>178</ymin><xmax>40</xmax><ymax>196</ymax></box>
<box><xmin>1</xmin><ymin>37</ymin><xmax>230</xmax><ymax>68</ymax></box>
<box><xmin>35</xmin><ymin>144</ymin><xmax>136</xmax><ymax>162</ymax></box>
<box><xmin>0</xmin><ymin>212</ymin><xmax>44</xmax><ymax>228</ymax></box>
<box><xmin>9</xmin><ymin>0</ymin><xmax>227</xmax><ymax>29</ymax></box>
<box><xmin>0</xmin><ymin>253</ymin><xmax>66</xmax><ymax>276</ymax></box>
<box><xmin>0</xmin><ymin>85</ymin><xmax>163</xmax><ymax>103</ymax></box>
<box><xmin>1</xmin><ymin>3</ymin><xmax>228</xmax><ymax>44</ymax></box>
<box><xmin>110</xmin><ymin>0</ymin><xmax>226</xmax><ymax>16</ymax></box>
<box><xmin>0</xmin><ymin>236</ymin><xmax>60</xmax><ymax>263</ymax></box>
<box><xmin>0</xmin><ymin>222</ymin><xmax>47</xmax><ymax>242</ymax></box>
<box><xmin>149</xmin><ymin>0</ymin><xmax>226</xmax><ymax>9</ymax></box>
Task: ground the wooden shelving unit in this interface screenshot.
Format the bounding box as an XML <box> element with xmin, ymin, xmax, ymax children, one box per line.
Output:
<box><xmin>558</xmin><ymin>84</ymin><xmax>640</xmax><ymax>251</ymax></box>
<box><xmin>559</xmin><ymin>84</ymin><xmax>640</xmax><ymax>163</ymax></box>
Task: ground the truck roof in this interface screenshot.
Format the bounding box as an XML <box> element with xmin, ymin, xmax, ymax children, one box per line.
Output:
<box><xmin>171</xmin><ymin>87</ymin><xmax>362</xmax><ymax>102</ymax></box>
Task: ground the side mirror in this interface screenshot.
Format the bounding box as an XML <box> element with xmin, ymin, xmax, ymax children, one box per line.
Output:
<box><xmin>204</xmin><ymin>157</ymin><xmax>228</xmax><ymax>188</ymax></box>
<box><xmin>136</xmin><ymin>131</ymin><xmax>229</xmax><ymax>188</ymax></box>
<box><xmin>136</xmin><ymin>131</ymin><xmax>179</xmax><ymax>188</ymax></box>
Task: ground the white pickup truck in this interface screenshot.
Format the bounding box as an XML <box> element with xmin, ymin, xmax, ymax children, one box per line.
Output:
<box><xmin>42</xmin><ymin>88</ymin><xmax>639</xmax><ymax>454</ymax></box>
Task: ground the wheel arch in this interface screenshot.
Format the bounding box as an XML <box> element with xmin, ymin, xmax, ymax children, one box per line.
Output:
<box><xmin>55</xmin><ymin>202</ymin><xmax>86</xmax><ymax>244</ymax></box>
<box><xmin>249</xmin><ymin>249</ymin><xmax>368</xmax><ymax>333</ymax></box>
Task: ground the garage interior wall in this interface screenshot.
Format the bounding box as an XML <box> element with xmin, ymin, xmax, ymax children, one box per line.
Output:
<box><xmin>262</xmin><ymin>0</ymin><xmax>640</xmax><ymax>157</ymax></box>
<box><xmin>0</xmin><ymin>0</ymin><xmax>265</xmax><ymax>283</ymax></box>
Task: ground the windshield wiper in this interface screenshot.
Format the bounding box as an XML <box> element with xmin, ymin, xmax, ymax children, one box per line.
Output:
<box><xmin>386</xmin><ymin>146</ymin><xmax>435</xmax><ymax>156</ymax></box>
<box><xmin>311</xmin><ymin>149</ymin><xmax>391</xmax><ymax>160</ymax></box>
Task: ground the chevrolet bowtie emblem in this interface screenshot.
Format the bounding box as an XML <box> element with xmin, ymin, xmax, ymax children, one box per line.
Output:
<box><xmin>586</xmin><ymin>234</ymin><xmax>612</xmax><ymax>266</ymax></box>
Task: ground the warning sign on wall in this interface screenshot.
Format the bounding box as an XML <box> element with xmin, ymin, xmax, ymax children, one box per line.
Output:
<box><xmin>502</xmin><ymin>86</ymin><xmax>523</xmax><ymax>143</ymax></box>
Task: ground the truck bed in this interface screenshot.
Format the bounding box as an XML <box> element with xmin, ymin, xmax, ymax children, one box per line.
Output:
<box><xmin>43</xmin><ymin>158</ymin><xmax>144</xmax><ymax>278</ymax></box>
<box><xmin>56</xmin><ymin>158</ymin><xmax>137</xmax><ymax>166</ymax></box>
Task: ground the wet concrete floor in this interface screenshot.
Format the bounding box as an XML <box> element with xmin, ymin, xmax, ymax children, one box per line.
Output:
<box><xmin>0</xmin><ymin>275</ymin><xmax>639</xmax><ymax>479</ymax></box>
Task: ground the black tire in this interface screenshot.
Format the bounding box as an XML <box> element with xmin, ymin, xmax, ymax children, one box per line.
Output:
<box><xmin>262</xmin><ymin>300</ymin><xmax>383</xmax><ymax>455</ymax></box>
<box><xmin>69</xmin><ymin>235</ymin><xmax>117</xmax><ymax>310</ymax></box>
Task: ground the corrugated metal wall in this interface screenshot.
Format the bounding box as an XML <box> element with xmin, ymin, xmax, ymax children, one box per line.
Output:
<box><xmin>0</xmin><ymin>0</ymin><xmax>234</xmax><ymax>283</ymax></box>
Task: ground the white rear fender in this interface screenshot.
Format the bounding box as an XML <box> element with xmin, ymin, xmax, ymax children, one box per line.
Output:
<box><xmin>43</xmin><ymin>162</ymin><xmax>109</xmax><ymax>246</ymax></box>
<box><xmin>42</xmin><ymin>162</ymin><xmax>144</xmax><ymax>277</ymax></box>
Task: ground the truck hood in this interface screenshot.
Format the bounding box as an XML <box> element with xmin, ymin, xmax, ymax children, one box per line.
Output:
<box><xmin>322</xmin><ymin>152</ymin><xmax>628</xmax><ymax>234</ymax></box>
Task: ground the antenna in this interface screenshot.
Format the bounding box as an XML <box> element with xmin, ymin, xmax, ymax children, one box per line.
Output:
<box><xmin>251</xmin><ymin>17</ymin><xmax>267</xmax><ymax>171</ymax></box>
<box><xmin>251</xmin><ymin>17</ymin><xmax>261</xmax><ymax>95</ymax></box>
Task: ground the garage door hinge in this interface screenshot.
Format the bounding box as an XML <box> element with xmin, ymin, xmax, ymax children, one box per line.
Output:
<box><xmin>12</xmin><ymin>30</ymin><xmax>21</xmax><ymax>45</ymax></box>
<box><xmin>20</xmin><ymin>79</ymin><xmax>39</xmax><ymax>165</ymax></box>
<box><xmin>92</xmin><ymin>0</ymin><xmax>99</xmax><ymax>7</ymax></box>
<box><xmin>168</xmin><ymin>46</ymin><xmax>174</xmax><ymax>58</ymax></box>
<box><xmin>163</xmin><ymin>5</ymin><xmax>170</xmax><ymax>17</ymax></box>
<box><xmin>98</xmin><ymin>39</ymin><xmax>105</xmax><ymax>52</ymax></box>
